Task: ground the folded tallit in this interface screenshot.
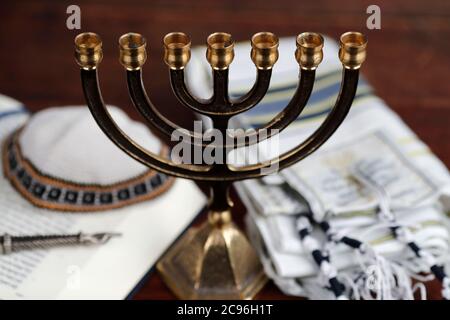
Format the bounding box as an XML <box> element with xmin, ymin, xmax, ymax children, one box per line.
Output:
<box><xmin>186</xmin><ymin>35</ymin><xmax>450</xmax><ymax>300</ymax></box>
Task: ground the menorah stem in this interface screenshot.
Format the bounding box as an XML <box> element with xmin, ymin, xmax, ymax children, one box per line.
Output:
<box><xmin>207</xmin><ymin>116</ymin><xmax>233</xmax><ymax>218</ymax></box>
<box><xmin>157</xmin><ymin>114</ymin><xmax>268</xmax><ymax>299</ymax></box>
<box><xmin>212</xmin><ymin>69</ymin><xmax>230</xmax><ymax>108</ymax></box>
<box><xmin>207</xmin><ymin>182</ymin><xmax>233</xmax><ymax>227</ymax></box>
<box><xmin>208</xmin><ymin>182</ymin><xmax>232</xmax><ymax>212</ymax></box>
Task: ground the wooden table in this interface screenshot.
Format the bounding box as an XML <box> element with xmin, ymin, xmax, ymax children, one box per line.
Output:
<box><xmin>0</xmin><ymin>0</ymin><xmax>448</xmax><ymax>299</ymax></box>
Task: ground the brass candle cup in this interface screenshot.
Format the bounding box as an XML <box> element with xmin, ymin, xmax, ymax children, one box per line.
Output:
<box><xmin>119</xmin><ymin>32</ymin><xmax>147</xmax><ymax>71</ymax></box>
<box><xmin>251</xmin><ymin>32</ymin><xmax>279</xmax><ymax>70</ymax></box>
<box><xmin>339</xmin><ymin>31</ymin><xmax>368</xmax><ymax>70</ymax></box>
<box><xmin>206</xmin><ymin>32</ymin><xmax>235</xmax><ymax>70</ymax></box>
<box><xmin>74</xmin><ymin>32</ymin><xmax>103</xmax><ymax>70</ymax></box>
<box><xmin>295</xmin><ymin>32</ymin><xmax>324</xmax><ymax>70</ymax></box>
<box><xmin>163</xmin><ymin>32</ymin><xmax>191</xmax><ymax>70</ymax></box>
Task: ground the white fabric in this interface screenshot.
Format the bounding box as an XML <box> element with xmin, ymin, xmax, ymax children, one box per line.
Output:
<box><xmin>0</xmin><ymin>97</ymin><xmax>206</xmax><ymax>299</ymax></box>
<box><xmin>19</xmin><ymin>106</ymin><xmax>160</xmax><ymax>185</ymax></box>
<box><xmin>187</xmin><ymin>35</ymin><xmax>450</xmax><ymax>299</ymax></box>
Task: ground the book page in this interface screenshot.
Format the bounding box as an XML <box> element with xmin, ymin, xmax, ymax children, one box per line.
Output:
<box><xmin>0</xmin><ymin>178</ymin><xmax>205</xmax><ymax>299</ymax></box>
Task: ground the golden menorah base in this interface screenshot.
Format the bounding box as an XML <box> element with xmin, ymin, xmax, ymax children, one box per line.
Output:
<box><xmin>74</xmin><ymin>29</ymin><xmax>366</xmax><ymax>299</ymax></box>
<box><xmin>157</xmin><ymin>212</ymin><xmax>267</xmax><ymax>299</ymax></box>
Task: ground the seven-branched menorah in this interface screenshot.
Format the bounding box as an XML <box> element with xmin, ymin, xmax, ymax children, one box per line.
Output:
<box><xmin>74</xmin><ymin>30</ymin><xmax>367</xmax><ymax>299</ymax></box>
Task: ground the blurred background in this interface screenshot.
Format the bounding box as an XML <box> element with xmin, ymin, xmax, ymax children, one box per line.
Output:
<box><xmin>0</xmin><ymin>0</ymin><xmax>449</xmax><ymax>299</ymax></box>
<box><xmin>0</xmin><ymin>0</ymin><xmax>449</xmax><ymax>162</ymax></box>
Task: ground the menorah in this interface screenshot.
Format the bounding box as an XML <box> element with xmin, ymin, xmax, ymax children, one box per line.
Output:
<box><xmin>74</xmin><ymin>30</ymin><xmax>367</xmax><ymax>299</ymax></box>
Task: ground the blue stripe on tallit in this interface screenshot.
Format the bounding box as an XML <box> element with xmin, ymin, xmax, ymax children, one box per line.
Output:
<box><xmin>246</xmin><ymin>91</ymin><xmax>374</xmax><ymax>128</ymax></box>
<box><xmin>231</xmin><ymin>69</ymin><xmax>343</xmax><ymax>96</ymax></box>
<box><xmin>0</xmin><ymin>107</ymin><xmax>28</xmax><ymax>121</ymax></box>
<box><xmin>242</xmin><ymin>80</ymin><xmax>370</xmax><ymax>116</ymax></box>
<box><xmin>232</xmin><ymin>68</ymin><xmax>374</xmax><ymax>127</ymax></box>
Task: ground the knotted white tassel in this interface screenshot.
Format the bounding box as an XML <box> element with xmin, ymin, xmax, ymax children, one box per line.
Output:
<box><xmin>320</xmin><ymin>219</ymin><xmax>417</xmax><ymax>300</ymax></box>
<box><xmin>296</xmin><ymin>216</ymin><xmax>348</xmax><ymax>300</ymax></box>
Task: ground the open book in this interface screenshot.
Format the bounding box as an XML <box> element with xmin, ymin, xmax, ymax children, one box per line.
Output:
<box><xmin>0</xmin><ymin>177</ymin><xmax>205</xmax><ymax>299</ymax></box>
<box><xmin>0</xmin><ymin>96</ymin><xmax>206</xmax><ymax>299</ymax></box>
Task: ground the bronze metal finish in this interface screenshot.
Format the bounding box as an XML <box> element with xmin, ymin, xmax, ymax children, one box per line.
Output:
<box><xmin>74</xmin><ymin>30</ymin><xmax>367</xmax><ymax>300</ymax></box>
<box><xmin>296</xmin><ymin>32</ymin><xmax>324</xmax><ymax>70</ymax></box>
<box><xmin>119</xmin><ymin>33</ymin><xmax>147</xmax><ymax>71</ymax></box>
<box><xmin>339</xmin><ymin>31</ymin><xmax>368</xmax><ymax>70</ymax></box>
<box><xmin>251</xmin><ymin>32</ymin><xmax>279</xmax><ymax>70</ymax></box>
<box><xmin>206</xmin><ymin>32</ymin><xmax>235</xmax><ymax>70</ymax></box>
<box><xmin>74</xmin><ymin>32</ymin><xmax>103</xmax><ymax>70</ymax></box>
<box><xmin>163</xmin><ymin>32</ymin><xmax>191</xmax><ymax>70</ymax></box>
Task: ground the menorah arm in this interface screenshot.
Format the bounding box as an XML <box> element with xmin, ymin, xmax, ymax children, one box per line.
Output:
<box><xmin>167</xmin><ymin>31</ymin><xmax>278</xmax><ymax>117</ymax></box>
<box><xmin>75</xmin><ymin>31</ymin><xmax>366</xmax><ymax>182</ymax></box>
<box><xmin>170</xmin><ymin>68</ymin><xmax>272</xmax><ymax>117</ymax></box>
<box><xmin>169</xmin><ymin>69</ymin><xmax>213</xmax><ymax>115</ymax></box>
<box><xmin>80</xmin><ymin>68</ymin><xmax>214</xmax><ymax>180</ymax></box>
<box><xmin>228</xmin><ymin>69</ymin><xmax>316</xmax><ymax>148</ymax></box>
<box><xmin>226</xmin><ymin>68</ymin><xmax>272</xmax><ymax>114</ymax></box>
<box><xmin>127</xmin><ymin>69</ymin><xmax>206</xmax><ymax>145</ymax></box>
<box><xmin>227</xmin><ymin>31</ymin><xmax>280</xmax><ymax>115</ymax></box>
<box><xmin>228</xmin><ymin>68</ymin><xmax>359</xmax><ymax>179</ymax></box>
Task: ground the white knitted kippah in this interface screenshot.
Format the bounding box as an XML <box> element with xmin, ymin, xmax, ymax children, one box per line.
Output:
<box><xmin>2</xmin><ymin>105</ymin><xmax>173</xmax><ymax>212</ymax></box>
<box><xmin>19</xmin><ymin>106</ymin><xmax>160</xmax><ymax>185</ymax></box>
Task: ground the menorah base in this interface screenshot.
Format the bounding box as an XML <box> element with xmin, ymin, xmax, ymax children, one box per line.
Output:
<box><xmin>156</xmin><ymin>218</ymin><xmax>267</xmax><ymax>300</ymax></box>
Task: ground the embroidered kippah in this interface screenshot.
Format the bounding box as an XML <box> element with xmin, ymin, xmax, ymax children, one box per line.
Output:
<box><xmin>2</xmin><ymin>106</ymin><xmax>174</xmax><ymax>212</ymax></box>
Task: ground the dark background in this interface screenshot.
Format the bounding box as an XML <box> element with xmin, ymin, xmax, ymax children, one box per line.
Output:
<box><xmin>0</xmin><ymin>0</ymin><xmax>449</xmax><ymax>299</ymax></box>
